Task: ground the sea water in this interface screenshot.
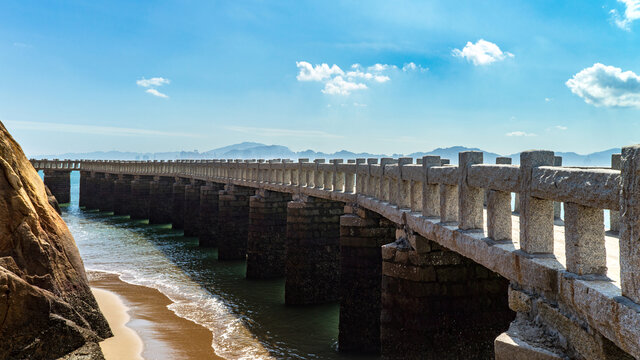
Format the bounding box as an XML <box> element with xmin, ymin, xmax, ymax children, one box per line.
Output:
<box><xmin>57</xmin><ymin>172</ymin><xmax>375</xmax><ymax>360</ymax></box>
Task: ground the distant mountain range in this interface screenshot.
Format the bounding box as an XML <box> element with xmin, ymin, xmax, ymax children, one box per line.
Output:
<box><xmin>34</xmin><ymin>142</ymin><xmax>621</xmax><ymax>167</ymax></box>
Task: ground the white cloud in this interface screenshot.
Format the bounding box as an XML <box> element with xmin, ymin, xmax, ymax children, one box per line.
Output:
<box><xmin>611</xmin><ymin>0</ymin><xmax>640</xmax><ymax>30</ymax></box>
<box><xmin>136</xmin><ymin>77</ymin><xmax>170</xmax><ymax>88</ymax></box>
<box><xmin>452</xmin><ymin>39</ymin><xmax>514</xmax><ymax>66</ymax></box>
<box><xmin>137</xmin><ymin>77</ymin><xmax>170</xmax><ymax>98</ymax></box>
<box><xmin>145</xmin><ymin>88</ymin><xmax>169</xmax><ymax>98</ymax></box>
<box><xmin>367</xmin><ymin>63</ymin><xmax>395</xmax><ymax>72</ymax></box>
<box><xmin>566</xmin><ymin>63</ymin><xmax>640</xmax><ymax>107</ymax></box>
<box><xmin>296</xmin><ymin>61</ymin><xmax>344</xmax><ymax>81</ymax></box>
<box><xmin>353</xmin><ymin>102</ymin><xmax>367</xmax><ymax>107</ymax></box>
<box><xmin>545</xmin><ymin>97</ymin><xmax>553</xmax><ymax>102</ymax></box>
<box><xmin>322</xmin><ymin>76</ymin><xmax>367</xmax><ymax>95</ymax></box>
<box><xmin>506</xmin><ymin>131</ymin><xmax>536</xmax><ymax>137</ymax></box>
<box><xmin>3</xmin><ymin>120</ymin><xmax>201</xmax><ymax>137</ymax></box>
<box><xmin>345</xmin><ymin>70</ymin><xmax>390</xmax><ymax>83</ymax></box>
<box><xmin>225</xmin><ymin>126</ymin><xmax>343</xmax><ymax>138</ymax></box>
<box><xmin>555</xmin><ymin>125</ymin><xmax>568</xmax><ymax>130</ymax></box>
<box><xmin>297</xmin><ymin>61</ymin><xmax>392</xmax><ymax>95</ymax></box>
<box><xmin>402</xmin><ymin>62</ymin><xmax>428</xmax><ymax>72</ymax></box>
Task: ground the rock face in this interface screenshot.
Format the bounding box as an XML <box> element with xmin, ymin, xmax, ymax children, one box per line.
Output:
<box><xmin>0</xmin><ymin>122</ymin><xmax>111</xmax><ymax>359</ymax></box>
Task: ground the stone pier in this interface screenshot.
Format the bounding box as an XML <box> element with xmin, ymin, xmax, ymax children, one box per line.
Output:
<box><xmin>172</xmin><ymin>178</ymin><xmax>188</xmax><ymax>229</ymax></box>
<box><xmin>84</xmin><ymin>172</ymin><xmax>103</xmax><ymax>210</ymax></box>
<box><xmin>246</xmin><ymin>189</ymin><xmax>292</xmax><ymax>279</ymax></box>
<box><xmin>113</xmin><ymin>174</ymin><xmax>133</xmax><ymax>216</ymax></box>
<box><xmin>198</xmin><ymin>182</ymin><xmax>224</xmax><ymax>247</ymax></box>
<box><xmin>380</xmin><ymin>232</ymin><xmax>513</xmax><ymax>359</ymax></box>
<box><xmin>184</xmin><ymin>180</ymin><xmax>205</xmax><ymax>237</ymax></box>
<box><xmin>149</xmin><ymin>176</ymin><xmax>174</xmax><ymax>224</ymax></box>
<box><xmin>96</xmin><ymin>173</ymin><xmax>115</xmax><ymax>212</ymax></box>
<box><xmin>217</xmin><ymin>184</ymin><xmax>254</xmax><ymax>260</ymax></box>
<box><xmin>339</xmin><ymin>207</ymin><xmax>396</xmax><ymax>353</ymax></box>
<box><xmin>79</xmin><ymin>170</ymin><xmax>89</xmax><ymax>208</ymax></box>
<box><xmin>129</xmin><ymin>175</ymin><xmax>153</xmax><ymax>219</ymax></box>
<box><xmin>43</xmin><ymin>169</ymin><xmax>71</xmax><ymax>204</ymax></box>
<box><xmin>285</xmin><ymin>195</ymin><xmax>344</xmax><ymax>305</ymax></box>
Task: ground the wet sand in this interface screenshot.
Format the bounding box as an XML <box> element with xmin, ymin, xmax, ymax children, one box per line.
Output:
<box><xmin>90</xmin><ymin>271</ymin><xmax>222</xmax><ymax>360</ymax></box>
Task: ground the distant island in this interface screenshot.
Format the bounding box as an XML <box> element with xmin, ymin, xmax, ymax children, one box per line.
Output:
<box><xmin>33</xmin><ymin>142</ymin><xmax>620</xmax><ymax>167</ymax></box>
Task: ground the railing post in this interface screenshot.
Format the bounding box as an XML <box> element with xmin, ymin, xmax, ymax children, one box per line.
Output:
<box><xmin>519</xmin><ymin>150</ymin><xmax>555</xmax><ymax>254</ymax></box>
<box><xmin>422</xmin><ymin>156</ymin><xmax>440</xmax><ymax>217</ymax></box>
<box><xmin>331</xmin><ymin>159</ymin><xmax>344</xmax><ymax>192</ymax></box>
<box><xmin>298</xmin><ymin>158</ymin><xmax>308</xmax><ymax>187</ymax></box>
<box><xmin>458</xmin><ymin>151</ymin><xmax>484</xmax><ymax>230</ymax></box>
<box><xmin>487</xmin><ymin>157</ymin><xmax>512</xmax><ymax>241</ymax></box>
<box><xmin>355</xmin><ymin>158</ymin><xmax>366</xmax><ymax>193</ymax></box>
<box><xmin>610</xmin><ymin>153</ymin><xmax>622</xmax><ymax>232</ymax></box>
<box><xmin>620</xmin><ymin>145</ymin><xmax>640</xmax><ymax>303</ymax></box>
<box><xmin>379</xmin><ymin>158</ymin><xmax>395</xmax><ymax>202</ymax></box>
<box><xmin>564</xmin><ymin>202</ymin><xmax>606</xmax><ymax>276</ymax></box>
<box><xmin>553</xmin><ymin>156</ymin><xmax>563</xmax><ymax>220</ymax></box>
<box><xmin>366</xmin><ymin>158</ymin><xmax>378</xmax><ymax>197</ymax></box>
<box><xmin>314</xmin><ymin>159</ymin><xmax>325</xmax><ymax>189</ymax></box>
<box><xmin>397</xmin><ymin>157</ymin><xmax>412</xmax><ymax>209</ymax></box>
<box><xmin>344</xmin><ymin>160</ymin><xmax>356</xmax><ymax>193</ymax></box>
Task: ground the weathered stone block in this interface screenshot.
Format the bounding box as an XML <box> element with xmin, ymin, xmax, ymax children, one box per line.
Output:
<box><xmin>508</xmin><ymin>287</ymin><xmax>532</xmax><ymax>313</ymax></box>
<box><xmin>171</xmin><ymin>180</ymin><xmax>187</xmax><ymax>229</ymax></box>
<box><xmin>129</xmin><ymin>176</ymin><xmax>153</xmax><ymax>219</ymax></box>
<box><xmin>285</xmin><ymin>196</ymin><xmax>343</xmax><ymax>305</ymax></box>
<box><xmin>183</xmin><ymin>181</ymin><xmax>204</xmax><ymax>237</ymax></box>
<box><xmin>246</xmin><ymin>189</ymin><xmax>291</xmax><ymax>278</ymax></box>
<box><xmin>494</xmin><ymin>332</ymin><xmax>563</xmax><ymax>360</ymax></box>
<box><xmin>43</xmin><ymin>170</ymin><xmax>71</xmax><ymax>204</ymax></box>
<box><xmin>113</xmin><ymin>175</ymin><xmax>132</xmax><ymax>216</ymax></box>
<box><xmin>149</xmin><ymin>177</ymin><xmax>173</xmax><ymax>224</ymax></box>
<box><xmin>339</xmin><ymin>208</ymin><xmax>395</xmax><ymax>353</ymax></box>
<box><xmin>198</xmin><ymin>183</ymin><xmax>223</xmax><ymax>247</ymax></box>
<box><xmin>218</xmin><ymin>185</ymin><xmax>253</xmax><ymax>260</ymax></box>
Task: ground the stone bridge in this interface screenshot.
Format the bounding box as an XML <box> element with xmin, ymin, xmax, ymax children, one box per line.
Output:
<box><xmin>31</xmin><ymin>148</ymin><xmax>640</xmax><ymax>359</ymax></box>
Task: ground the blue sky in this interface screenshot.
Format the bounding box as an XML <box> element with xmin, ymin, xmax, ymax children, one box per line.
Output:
<box><xmin>2</xmin><ymin>0</ymin><xmax>640</xmax><ymax>157</ymax></box>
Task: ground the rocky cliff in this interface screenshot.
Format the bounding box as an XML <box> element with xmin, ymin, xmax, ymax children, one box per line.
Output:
<box><xmin>0</xmin><ymin>122</ymin><xmax>111</xmax><ymax>359</ymax></box>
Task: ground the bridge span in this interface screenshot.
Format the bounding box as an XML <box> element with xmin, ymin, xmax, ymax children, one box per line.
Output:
<box><xmin>32</xmin><ymin>148</ymin><xmax>640</xmax><ymax>359</ymax></box>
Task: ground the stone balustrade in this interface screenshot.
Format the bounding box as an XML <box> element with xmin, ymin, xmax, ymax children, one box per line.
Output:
<box><xmin>30</xmin><ymin>149</ymin><xmax>640</xmax><ymax>358</ymax></box>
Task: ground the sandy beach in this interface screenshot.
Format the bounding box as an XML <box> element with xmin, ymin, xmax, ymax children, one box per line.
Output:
<box><xmin>90</xmin><ymin>272</ymin><xmax>221</xmax><ymax>360</ymax></box>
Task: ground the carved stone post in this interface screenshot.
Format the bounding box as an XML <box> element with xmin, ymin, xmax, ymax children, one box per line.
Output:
<box><xmin>519</xmin><ymin>151</ymin><xmax>555</xmax><ymax>254</ymax></box>
<box><xmin>422</xmin><ymin>156</ymin><xmax>440</xmax><ymax>217</ymax></box>
<box><xmin>620</xmin><ymin>145</ymin><xmax>640</xmax><ymax>303</ymax></box>
<box><xmin>610</xmin><ymin>153</ymin><xmax>622</xmax><ymax>232</ymax></box>
<box><xmin>458</xmin><ymin>151</ymin><xmax>484</xmax><ymax>230</ymax></box>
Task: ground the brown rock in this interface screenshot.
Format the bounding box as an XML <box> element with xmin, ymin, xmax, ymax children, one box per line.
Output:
<box><xmin>0</xmin><ymin>121</ymin><xmax>111</xmax><ymax>359</ymax></box>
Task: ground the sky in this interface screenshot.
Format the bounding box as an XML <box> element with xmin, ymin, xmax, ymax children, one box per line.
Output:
<box><xmin>1</xmin><ymin>0</ymin><xmax>640</xmax><ymax>157</ymax></box>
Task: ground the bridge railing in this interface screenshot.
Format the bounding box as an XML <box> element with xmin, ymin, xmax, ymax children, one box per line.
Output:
<box><xmin>31</xmin><ymin>149</ymin><xmax>640</xmax><ymax>306</ymax></box>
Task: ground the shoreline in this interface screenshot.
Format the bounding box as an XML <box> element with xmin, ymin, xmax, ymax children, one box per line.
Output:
<box><xmin>90</xmin><ymin>271</ymin><xmax>222</xmax><ymax>360</ymax></box>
